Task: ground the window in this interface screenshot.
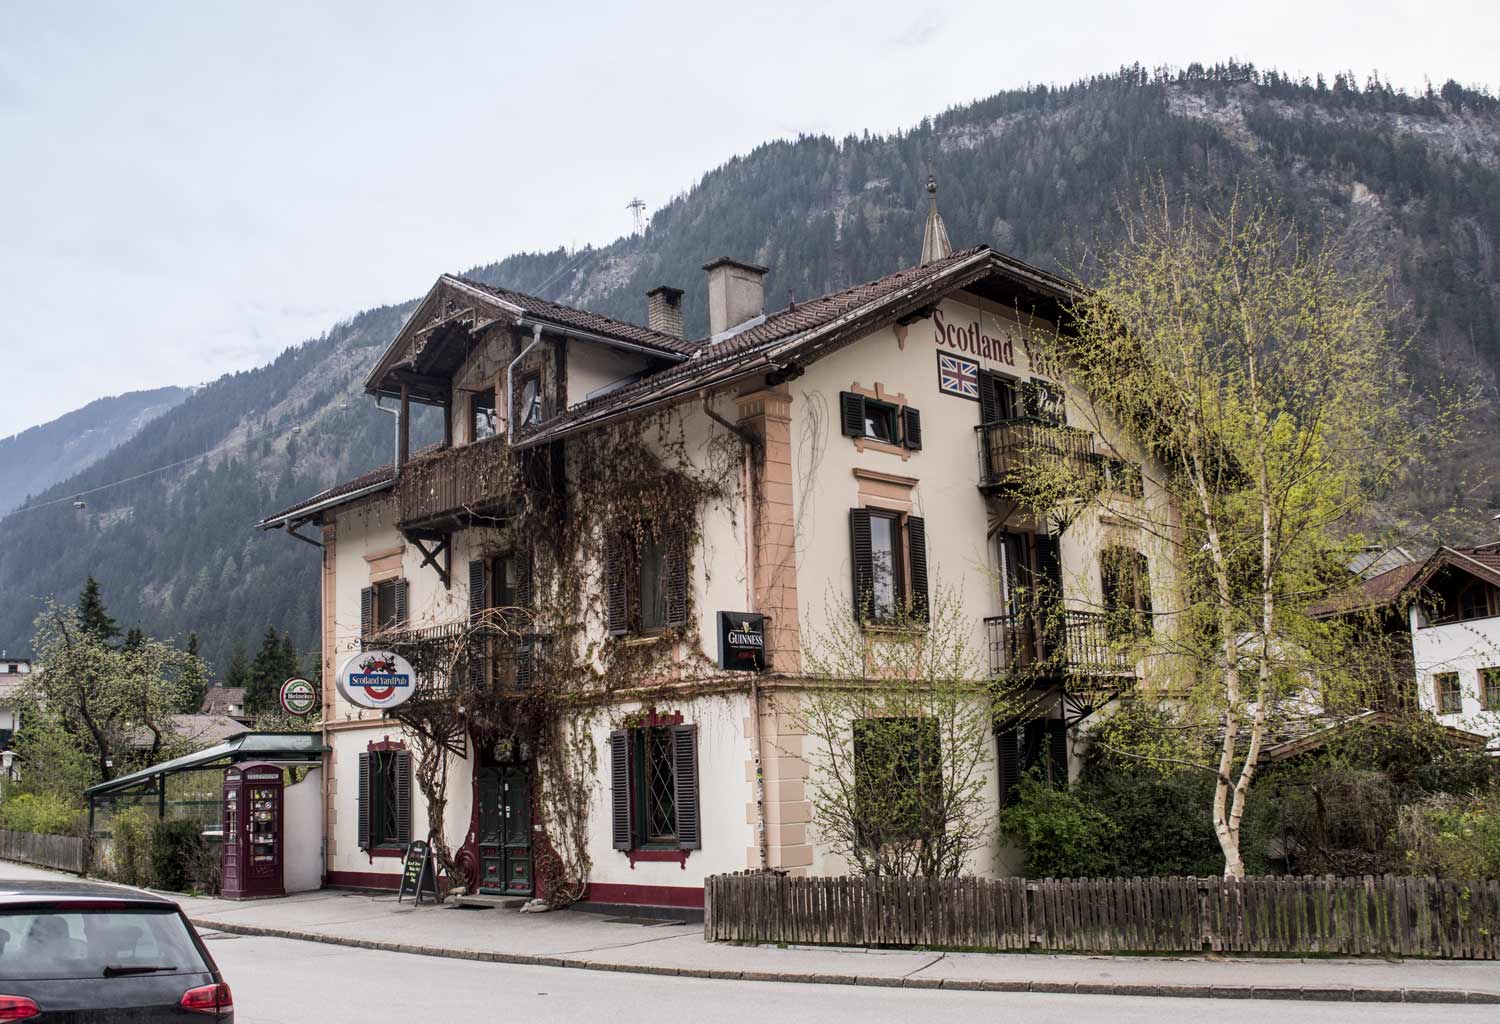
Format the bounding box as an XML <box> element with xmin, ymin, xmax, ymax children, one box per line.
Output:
<box><xmin>838</xmin><ymin>392</ymin><xmax>922</xmax><ymax>451</ymax></box>
<box><xmin>1100</xmin><ymin>546</ymin><xmax>1153</xmax><ymax>640</ymax></box>
<box><xmin>1483</xmin><ymin>668</ymin><xmax>1500</xmax><ymax>712</ymax></box>
<box><xmin>471</xmin><ymin>391</ymin><xmax>497</xmax><ymax>442</ymax></box>
<box><xmin>467</xmin><ymin>553</ymin><xmax>534</xmax><ymax>690</ymax></box>
<box><xmin>605</xmin><ymin>526</ymin><xmax>687</xmax><ymax>636</ymax></box>
<box><xmin>610</xmin><ymin>723</ymin><xmax>700</xmax><ymax>853</ymax></box>
<box><xmin>357</xmin><ymin>747</ymin><xmax>411</xmax><ymax>854</ymax></box>
<box><xmin>360</xmin><ymin>578</ymin><xmax>408</xmax><ymax>641</ymax></box>
<box><xmin>0</xmin><ymin>907</ymin><xmax>211</xmax><ymax>982</ymax></box>
<box><xmin>978</xmin><ymin>370</ymin><xmax>1022</xmax><ymax>424</ymax></box>
<box><xmin>1456</xmin><ymin>581</ymin><xmax>1497</xmax><ymax>622</ymax></box>
<box><xmin>997</xmin><ymin>717</ymin><xmax>1069</xmax><ymax>806</ymax></box>
<box><xmin>850</xmin><ymin>508</ymin><xmax>928</xmax><ymax>625</ymax></box>
<box><xmin>852</xmin><ymin>717</ymin><xmax>939</xmax><ymax>843</ymax></box>
<box><xmin>1434</xmin><ymin>672</ymin><xmax>1462</xmax><ymax>715</ymax></box>
<box><xmin>517</xmin><ymin>371</ymin><xmax>543</xmax><ymax>429</ymax></box>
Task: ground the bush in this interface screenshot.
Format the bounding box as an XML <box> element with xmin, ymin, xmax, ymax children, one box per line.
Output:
<box><xmin>999</xmin><ymin>777</ymin><xmax>1118</xmax><ymax>877</ymax></box>
<box><xmin>1397</xmin><ymin>790</ymin><xmax>1500</xmax><ymax>880</ymax></box>
<box><xmin>150</xmin><ymin>818</ymin><xmax>208</xmax><ymax>893</ymax></box>
<box><xmin>0</xmin><ymin>792</ymin><xmax>83</xmax><ymax>836</ymax></box>
<box><xmin>109</xmin><ymin>807</ymin><xmax>154</xmax><ymax>888</ymax></box>
<box><xmin>1082</xmin><ymin>769</ymin><xmax>1222</xmax><ymax>877</ymax></box>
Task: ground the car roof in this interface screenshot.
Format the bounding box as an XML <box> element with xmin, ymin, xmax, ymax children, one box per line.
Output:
<box><xmin>0</xmin><ymin>878</ymin><xmax>179</xmax><ymax>907</ymax></box>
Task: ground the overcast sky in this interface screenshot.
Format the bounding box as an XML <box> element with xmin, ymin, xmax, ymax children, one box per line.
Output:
<box><xmin>2</xmin><ymin>1</ymin><xmax>1496</xmax><ymax>438</ymax></box>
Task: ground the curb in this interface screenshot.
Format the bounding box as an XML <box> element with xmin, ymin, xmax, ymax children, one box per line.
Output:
<box><xmin>188</xmin><ymin>917</ymin><xmax>1500</xmax><ymax>1004</ymax></box>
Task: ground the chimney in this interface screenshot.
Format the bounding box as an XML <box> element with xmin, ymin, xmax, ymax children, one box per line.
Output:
<box><xmin>645</xmin><ymin>285</ymin><xmax>685</xmax><ymax>339</ymax></box>
<box><xmin>703</xmin><ymin>257</ymin><xmax>767</xmax><ymax>337</ymax></box>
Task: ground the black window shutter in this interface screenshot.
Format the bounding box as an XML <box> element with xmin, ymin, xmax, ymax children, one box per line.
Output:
<box><xmin>468</xmin><ymin>559</ymin><xmax>486</xmax><ymax>623</ymax></box>
<box><xmin>1035</xmin><ymin>534</ymin><xmax>1063</xmax><ymax>598</ymax></box>
<box><xmin>515</xmin><ymin>636</ymin><xmax>533</xmax><ymax>690</ymax></box>
<box><xmin>664</xmin><ymin>528</ymin><xmax>689</xmax><ymax>628</ymax></box>
<box><xmin>996</xmin><ymin>727</ymin><xmax>1020</xmax><ymax>808</ymax></box>
<box><xmin>609</xmin><ymin>730</ymin><xmax>632</xmax><ymax>851</ymax></box>
<box><xmin>849</xmin><ymin>509</ymin><xmax>874</xmax><ymax>621</ymax></box>
<box><xmin>395</xmin><ymin>750</ymin><xmax>412</xmax><ymax>844</ymax></box>
<box><xmin>393</xmin><ymin>578</ymin><xmax>409</xmax><ymax>627</ymax></box>
<box><xmin>516</xmin><ymin>546</ymin><xmax>534</xmax><ymax>608</ymax></box>
<box><xmin>839</xmin><ymin>391</ymin><xmax>866</xmax><ymax>437</ymax></box>
<box><xmin>901</xmin><ymin>407</ymin><xmax>922</xmax><ymax>450</ymax></box>
<box><xmin>1020</xmin><ymin>379</ymin><xmax>1042</xmax><ymax>419</ymax></box>
<box><xmin>605</xmin><ymin>535</ymin><xmax>628</xmax><ymax>636</ymax></box>
<box><xmin>978</xmin><ymin>370</ymin><xmax>1001</xmax><ymax>424</ymax></box>
<box><xmin>906</xmin><ymin>515</ymin><xmax>930</xmax><ymax>621</ymax></box>
<box><xmin>357</xmin><ymin>752</ymin><xmax>372</xmax><ymax>850</ymax></box>
<box><xmin>671</xmin><ymin>723</ymin><xmax>701</xmax><ymax>850</ymax></box>
<box><xmin>360</xmin><ymin>587</ymin><xmax>374</xmax><ymax>642</ymax></box>
<box><xmin>1135</xmin><ymin>551</ymin><xmax>1153</xmax><ymax>619</ymax></box>
<box><xmin>1047</xmin><ymin>720</ymin><xmax>1069</xmax><ymax>788</ymax></box>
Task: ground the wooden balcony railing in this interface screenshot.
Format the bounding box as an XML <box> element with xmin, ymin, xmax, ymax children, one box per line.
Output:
<box><xmin>984</xmin><ymin>610</ymin><xmax>1136</xmax><ymax>678</ymax></box>
<box><xmin>975</xmin><ymin>418</ymin><xmax>1097</xmax><ymax>495</ymax></box>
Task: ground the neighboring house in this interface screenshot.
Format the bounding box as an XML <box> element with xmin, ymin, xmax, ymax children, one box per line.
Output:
<box><xmin>1314</xmin><ymin>542</ymin><xmax>1500</xmax><ymax>745</ymax></box>
<box><xmin>256</xmin><ymin>193</ymin><xmax>1184</xmax><ymax>906</ymax></box>
<box><xmin>123</xmin><ymin>714</ymin><xmax>251</xmax><ymax>753</ymax></box>
<box><xmin>200</xmin><ymin>686</ymin><xmax>250</xmax><ymax>722</ymax></box>
<box><xmin>0</xmin><ymin>654</ymin><xmax>32</xmax><ymax>780</ymax></box>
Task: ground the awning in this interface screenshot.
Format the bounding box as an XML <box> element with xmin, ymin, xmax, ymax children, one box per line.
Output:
<box><xmin>84</xmin><ymin>732</ymin><xmax>328</xmax><ymax>801</ymax></box>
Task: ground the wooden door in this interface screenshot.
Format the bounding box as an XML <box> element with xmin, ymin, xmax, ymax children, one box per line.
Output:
<box><xmin>476</xmin><ymin>768</ymin><xmax>503</xmax><ymax>892</ymax></box>
<box><xmin>500</xmin><ymin>766</ymin><xmax>532</xmax><ymax>895</ymax></box>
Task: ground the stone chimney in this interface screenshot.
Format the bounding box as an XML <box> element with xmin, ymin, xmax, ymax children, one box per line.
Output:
<box><xmin>645</xmin><ymin>285</ymin><xmax>685</xmax><ymax>339</ymax></box>
<box><xmin>703</xmin><ymin>257</ymin><xmax>768</xmax><ymax>337</ymax></box>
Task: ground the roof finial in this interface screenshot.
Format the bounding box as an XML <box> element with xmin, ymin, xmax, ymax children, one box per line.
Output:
<box><xmin>920</xmin><ymin>173</ymin><xmax>951</xmax><ymax>265</ymax></box>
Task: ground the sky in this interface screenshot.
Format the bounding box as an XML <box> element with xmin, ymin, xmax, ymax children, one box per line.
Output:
<box><xmin>2</xmin><ymin>0</ymin><xmax>1497</xmax><ymax>438</ymax></box>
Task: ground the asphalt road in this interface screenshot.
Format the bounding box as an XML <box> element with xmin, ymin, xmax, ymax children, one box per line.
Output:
<box><xmin>201</xmin><ymin>931</ymin><xmax>1489</xmax><ymax>1024</ymax></box>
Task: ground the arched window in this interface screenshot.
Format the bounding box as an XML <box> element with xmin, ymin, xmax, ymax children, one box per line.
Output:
<box><xmin>1100</xmin><ymin>546</ymin><xmax>1152</xmax><ymax>640</ymax></box>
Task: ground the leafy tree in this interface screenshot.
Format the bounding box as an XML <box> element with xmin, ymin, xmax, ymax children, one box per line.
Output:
<box><xmin>221</xmin><ymin>642</ymin><xmax>251</xmax><ymax>691</ymax></box>
<box><xmin>76</xmin><ymin>576</ymin><xmax>120</xmax><ymax>644</ymax></box>
<box><xmin>178</xmin><ymin>631</ymin><xmax>209</xmax><ymax>713</ymax></box>
<box><xmin>245</xmin><ymin>626</ymin><xmax>299</xmax><ymax>714</ymax></box>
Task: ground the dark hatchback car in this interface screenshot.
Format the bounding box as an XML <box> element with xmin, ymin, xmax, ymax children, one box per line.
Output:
<box><xmin>0</xmin><ymin>880</ymin><xmax>232</xmax><ymax>1022</ymax></box>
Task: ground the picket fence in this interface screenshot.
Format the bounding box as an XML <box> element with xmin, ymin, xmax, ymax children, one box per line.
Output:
<box><xmin>704</xmin><ymin>872</ymin><xmax>1500</xmax><ymax>959</ymax></box>
<box><xmin>0</xmin><ymin>828</ymin><xmax>88</xmax><ymax>875</ymax></box>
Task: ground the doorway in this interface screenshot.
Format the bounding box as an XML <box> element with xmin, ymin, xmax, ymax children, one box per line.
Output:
<box><xmin>475</xmin><ymin>763</ymin><xmax>532</xmax><ymax>895</ymax></box>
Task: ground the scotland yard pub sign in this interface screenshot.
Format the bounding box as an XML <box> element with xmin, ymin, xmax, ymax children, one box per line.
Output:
<box><xmin>717</xmin><ymin>612</ymin><xmax>766</xmax><ymax>673</ymax></box>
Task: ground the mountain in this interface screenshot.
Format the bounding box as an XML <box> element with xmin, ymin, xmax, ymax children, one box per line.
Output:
<box><xmin>0</xmin><ymin>387</ymin><xmax>192</xmax><ymax>514</ymax></box>
<box><xmin>2</xmin><ymin>62</ymin><xmax>1497</xmax><ymax>677</ymax></box>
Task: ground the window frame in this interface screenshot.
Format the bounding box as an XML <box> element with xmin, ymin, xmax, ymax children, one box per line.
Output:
<box><xmin>1482</xmin><ymin>667</ymin><xmax>1500</xmax><ymax>712</ymax></box>
<box><xmin>634</xmin><ymin>725</ymin><xmax>679</xmax><ymax>848</ymax></box>
<box><xmin>606</xmin><ymin>525</ymin><xmax>687</xmax><ymax>638</ymax></box>
<box><xmin>1434</xmin><ymin>672</ymin><xmax>1463</xmax><ymax>715</ymax></box>
<box><xmin>517</xmin><ymin>370</ymin><xmax>544</xmax><ymax>429</ymax></box>
<box><xmin>358</xmin><ymin>745</ymin><xmax>411</xmax><ymax>857</ymax></box>
<box><xmin>1100</xmin><ymin>546</ymin><xmax>1153</xmax><ymax>640</ymax></box>
<box><xmin>470</xmin><ymin>390</ymin><xmax>498</xmax><ymax>442</ymax></box>
<box><xmin>609</xmin><ymin>722</ymin><xmax>701</xmax><ymax>856</ymax></box>
<box><xmin>862</xmin><ymin>400</ymin><xmax>900</xmax><ymax>444</ymax></box>
<box><xmin>867</xmin><ymin>509</ymin><xmax>906</xmax><ymax>623</ymax></box>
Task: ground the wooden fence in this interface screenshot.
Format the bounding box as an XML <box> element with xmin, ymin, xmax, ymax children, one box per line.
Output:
<box><xmin>704</xmin><ymin>873</ymin><xmax>1500</xmax><ymax>959</ymax></box>
<box><xmin>0</xmin><ymin>828</ymin><xmax>88</xmax><ymax>875</ymax></box>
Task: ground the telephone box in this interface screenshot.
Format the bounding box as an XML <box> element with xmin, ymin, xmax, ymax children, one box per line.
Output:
<box><xmin>220</xmin><ymin>762</ymin><xmax>285</xmax><ymax>899</ymax></box>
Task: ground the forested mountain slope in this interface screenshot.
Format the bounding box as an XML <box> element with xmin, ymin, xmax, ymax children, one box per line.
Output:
<box><xmin>0</xmin><ymin>387</ymin><xmax>191</xmax><ymax>514</ymax></box>
<box><xmin>2</xmin><ymin>64</ymin><xmax>1496</xmax><ymax>677</ymax></box>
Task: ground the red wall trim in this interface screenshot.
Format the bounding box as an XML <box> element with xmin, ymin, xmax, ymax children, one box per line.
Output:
<box><xmin>367</xmin><ymin>737</ymin><xmax>407</xmax><ymax>752</ymax></box>
<box><xmin>325</xmin><ymin>869</ymin><xmax>401</xmax><ymax>891</ymax></box>
<box><xmin>586</xmin><ymin>882</ymin><xmax>703</xmax><ymax>909</ymax></box>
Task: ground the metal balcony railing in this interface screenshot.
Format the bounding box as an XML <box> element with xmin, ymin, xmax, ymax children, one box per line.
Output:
<box><xmin>984</xmin><ymin>609</ymin><xmax>1136</xmax><ymax>678</ymax></box>
<box><xmin>975</xmin><ymin>418</ymin><xmax>1097</xmax><ymax>494</ymax></box>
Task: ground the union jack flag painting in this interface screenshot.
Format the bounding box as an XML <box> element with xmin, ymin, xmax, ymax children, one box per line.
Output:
<box><xmin>937</xmin><ymin>351</ymin><xmax>980</xmax><ymax>401</ymax></box>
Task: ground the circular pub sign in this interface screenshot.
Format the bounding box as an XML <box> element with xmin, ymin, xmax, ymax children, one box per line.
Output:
<box><xmin>335</xmin><ymin>650</ymin><xmax>417</xmax><ymax>711</ymax></box>
<box><xmin>279</xmin><ymin>677</ymin><xmax>318</xmax><ymax>716</ymax></box>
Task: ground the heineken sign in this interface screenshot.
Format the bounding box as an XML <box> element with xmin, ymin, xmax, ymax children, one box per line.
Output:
<box><xmin>279</xmin><ymin>677</ymin><xmax>318</xmax><ymax>716</ymax></box>
<box><xmin>717</xmin><ymin>612</ymin><xmax>766</xmax><ymax>672</ymax></box>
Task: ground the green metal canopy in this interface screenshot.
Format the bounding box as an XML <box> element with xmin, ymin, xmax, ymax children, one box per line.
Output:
<box><xmin>84</xmin><ymin>732</ymin><xmax>327</xmax><ymax>803</ymax></box>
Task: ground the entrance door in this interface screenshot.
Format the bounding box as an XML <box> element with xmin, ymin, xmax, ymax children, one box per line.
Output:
<box><xmin>476</xmin><ymin>765</ymin><xmax>532</xmax><ymax>895</ymax></box>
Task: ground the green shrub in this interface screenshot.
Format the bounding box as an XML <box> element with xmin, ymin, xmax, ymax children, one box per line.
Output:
<box><xmin>1397</xmin><ymin>790</ymin><xmax>1500</xmax><ymax>880</ymax></box>
<box><xmin>999</xmin><ymin>777</ymin><xmax>1118</xmax><ymax>877</ymax></box>
<box><xmin>109</xmin><ymin>807</ymin><xmax>154</xmax><ymax>888</ymax></box>
<box><xmin>150</xmin><ymin>818</ymin><xmax>207</xmax><ymax>893</ymax></box>
<box><xmin>1082</xmin><ymin>769</ymin><xmax>1222</xmax><ymax>877</ymax></box>
<box><xmin>0</xmin><ymin>792</ymin><xmax>83</xmax><ymax>836</ymax></box>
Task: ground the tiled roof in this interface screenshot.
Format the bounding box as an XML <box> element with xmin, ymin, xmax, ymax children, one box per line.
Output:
<box><xmin>257</xmin><ymin>462</ymin><xmax>397</xmax><ymax>527</ymax></box>
<box><xmin>1310</xmin><ymin>543</ymin><xmax>1500</xmax><ymax>617</ymax></box>
<box><xmin>451</xmin><ymin>276</ymin><xmax>698</xmax><ymax>357</ymax></box>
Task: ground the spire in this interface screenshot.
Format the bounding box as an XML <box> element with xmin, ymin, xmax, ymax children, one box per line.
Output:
<box><xmin>920</xmin><ymin>174</ymin><xmax>952</xmax><ymax>265</ymax></box>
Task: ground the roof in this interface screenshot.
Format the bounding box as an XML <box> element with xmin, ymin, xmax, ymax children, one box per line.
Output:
<box><xmin>451</xmin><ymin>276</ymin><xmax>698</xmax><ymax>357</ymax></box>
<box><xmin>1259</xmin><ymin>710</ymin><xmax>1492</xmax><ymax>763</ymax></box>
<box><xmin>123</xmin><ymin>714</ymin><xmax>251</xmax><ymax>749</ymax></box>
<box><xmin>1311</xmin><ymin>543</ymin><xmax>1500</xmax><ymax>617</ymax></box>
<box><xmin>86</xmin><ymin>732</ymin><xmax>327</xmax><ymax>800</ymax></box>
<box><xmin>0</xmin><ymin>879</ymin><xmax>179</xmax><ymax>906</ymax></box>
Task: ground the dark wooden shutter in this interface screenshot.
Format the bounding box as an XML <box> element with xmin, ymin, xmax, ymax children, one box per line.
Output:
<box><xmin>996</xmin><ymin>727</ymin><xmax>1019</xmax><ymax>808</ymax></box>
<box><xmin>360</xmin><ymin>587</ymin><xmax>374</xmax><ymax>642</ymax></box>
<box><xmin>395</xmin><ymin>750</ymin><xmax>412</xmax><ymax>844</ymax></box>
<box><xmin>1047</xmin><ymin>720</ymin><xmax>1069</xmax><ymax>788</ymax></box>
<box><xmin>516</xmin><ymin>546</ymin><xmax>534</xmax><ymax>608</ymax></box>
<box><xmin>906</xmin><ymin>515</ymin><xmax>929</xmax><ymax>621</ymax></box>
<box><xmin>664</xmin><ymin>528</ymin><xmax>688</xmax><ymax>628</ymax></box>
<box><xmin>393</xmin><ymin>579</ymin><xmax>408</xmax><ymax>627</ymax></box>
<box><xmin>901</xmin><ymin>407</ymin><xmax>922</xmax><ymax>450</ymax></box>
<box><xmin>672</xmin><ymin>724</ymin><xmax>701</xmax><ymax>850</ymax></box>
<box><xmin>1135</xmin><ymin>551</ymin><xmax>1153</xmax><ymax>619</ymax></box>
<box><xmin>357</xmin><ymin>752</ymin><xmax>372</xmax><ymax>850</ymax></box>
<box><xmin>515</xmin><ymin>636</ymin><xmax>533</xmax><ymax>690</ymax></box>
<box><xmin>1034</xmin><ymin>534</ymin><xmax>1063</xmax><ymax>656</ymax></box>
<box><xmin>978</xmin><ymin>370</ymin><xmax>1001</xmax><ymax>424</ymax></box>
<box><xmin>849</xmin><ymin>509</ymin><xmax>873</xmax><ymax>621</ymax></box>
<box><xmin>468</xmin><ymin>559</ymin><xmax>486</xmax><ymax>623</ymax></box>
<box><xmin>609</xmin><ymin>730</ymin><xmax>632</xmax><ymax>851</ymax></box>
<box><xmin>839</xmin><ymin>391</ymin><xmax>866</xmax><ymax>437</ymax></box>
<box><xmin>605</xmin><ymin>534</ymin><xmax>628</xmax><ymax>636</ymax></box>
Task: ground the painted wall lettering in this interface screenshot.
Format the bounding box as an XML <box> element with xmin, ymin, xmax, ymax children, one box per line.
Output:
<box><xmin>932</xmin><ymin>307</ymin><xmax>1016</xmax><ymax>367</ymax></box>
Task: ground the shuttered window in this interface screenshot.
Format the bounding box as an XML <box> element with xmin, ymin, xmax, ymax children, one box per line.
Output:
<box><xmin>849</xmin><ymin>508</ymin><xmax>929</xmax><ymax>625</ymax></box>
<box><xmin>978</xmin><ymin>370</ymin><xmax>1021</xmax><ymax>424</ymax></box>
<box><xmin>362</xmin><ymin>578</ymin><xmax>409</xmax><ymax>642</ymax></box>
<box><xmin>608</xmin><ymin>723</ymin><xmax>700</xmax><ymax>853</ymax></box>
<box><xmin>1100</xmin><ymin>546</ymin><xmax>1153</xmax><ymax>639</ymax></box>
<box><xmin>605</xmin><ymin>526</ymin><xmax>688</xmax><ymax>637</ymax></box>
<box><xmin>839</xmin><ymin>391</ymin><xmax>922</xmax><ymax>450</ymax></box>
<box><xmin>357</xmin><ymin>748</ymin><xmax>411</xmax><ymax>852</ymax></box>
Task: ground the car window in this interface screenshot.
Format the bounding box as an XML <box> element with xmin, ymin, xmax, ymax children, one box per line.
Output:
<box><xmin>0</xmin><ymin>907</ymin><xmax>209</xmax><ymax>981</ymax></box>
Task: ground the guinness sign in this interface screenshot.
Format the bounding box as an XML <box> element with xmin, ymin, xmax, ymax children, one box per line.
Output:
<box><xmin>717</xmin><ymin>612</ymin><xmax>767</xmax><ymax>672</ymax></box>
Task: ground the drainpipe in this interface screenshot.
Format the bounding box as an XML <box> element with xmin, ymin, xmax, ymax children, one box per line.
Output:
<box><xmin>376</xmin><ymin>398</ymin><xmax>401</xmax><ymax>473</ymax></box>
<box><xmin>507</xmin><ymin>322</ymin><xmax>545</xmax><ymax>441</ymax></box>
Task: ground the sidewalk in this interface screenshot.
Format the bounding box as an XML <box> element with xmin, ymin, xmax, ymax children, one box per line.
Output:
<box><xmin>5</xmin><ymin>861</ymin><xmax>1499</xmax><ymax>1003</ymax></box>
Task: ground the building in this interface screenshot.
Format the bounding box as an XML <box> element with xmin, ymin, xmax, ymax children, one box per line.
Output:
<box><xmin>200</xmin><ymin>686</ymin><xmax>250</xmax><ymax>722</ymax></box>
<box><xmin>257</xmin><ymin>194</ymin><xmax>1182</xmax><ymax>907</ymax></box>
<box><xmin>0</xmin><ymin>654</ymin><xmax>32</xmax><ymax>781</ymax></box>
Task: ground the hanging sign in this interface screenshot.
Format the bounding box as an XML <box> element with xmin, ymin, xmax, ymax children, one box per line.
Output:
<box><xmin>279</xmin><ymin>677</ymin><xmax>318</xmax><ymax>716</ymax></box>
<box><xmin>335</xmin><ymin>650</ymin><xmax>417</xmax><ymax>711</ymax></box>
<box><xmin>717</xmin><ymin>612</ymin><xmax>766</xmax><ymax>672</ymax></box>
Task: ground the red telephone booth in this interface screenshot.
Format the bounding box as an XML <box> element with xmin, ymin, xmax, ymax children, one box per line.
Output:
<box><xmin>220</xmin><ymin>762</ymin><xmax>285</xmax><ymax>899</ymax></box>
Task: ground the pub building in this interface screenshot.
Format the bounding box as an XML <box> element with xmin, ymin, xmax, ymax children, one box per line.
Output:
<box><xmin>256</xmin><ymin>181</ymin><xmax>1179</xmax><ymax>911</ymax></box>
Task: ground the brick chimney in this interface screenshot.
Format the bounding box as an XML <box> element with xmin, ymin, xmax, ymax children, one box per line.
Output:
<box><xmin>645</xmin><ymin>285</ymin><xmax>685</xmax><ymax>339</ymax></box>
<box><xmin>703</xmin><ymin>257</ymin><xmax>767</xmax><ymax>337</ymax></box>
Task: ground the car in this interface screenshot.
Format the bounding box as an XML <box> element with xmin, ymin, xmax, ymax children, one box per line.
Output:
<box><xmin>0</xmin><ymin>879</ymin><xmax>232</xmax><ymax>1021</ymax></box>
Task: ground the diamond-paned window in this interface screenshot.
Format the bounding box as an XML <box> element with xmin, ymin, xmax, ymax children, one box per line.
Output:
<box><xmin>644</xmin><ymin>727</ymin><xmax>677</xmax><ymax>844</ymax></box>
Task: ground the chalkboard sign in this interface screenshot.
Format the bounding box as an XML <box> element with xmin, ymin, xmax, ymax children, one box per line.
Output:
<box><xmin>397</xmin><ymin>838</ymin><xmax>439</xmax><ymax>904</ymax></box>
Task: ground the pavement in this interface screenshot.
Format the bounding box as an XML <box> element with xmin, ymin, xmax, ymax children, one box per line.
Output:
<box><xmin>5</xmin><ymin>860</ymin><xmax>1500</xmax><ymax>1004</ymax></box>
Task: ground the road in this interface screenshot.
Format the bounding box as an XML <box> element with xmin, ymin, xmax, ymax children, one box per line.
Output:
<box><xmin>201</xmin><ymin>930</ymin><xmax>1488</xmax><ymax>1024</ymax></box>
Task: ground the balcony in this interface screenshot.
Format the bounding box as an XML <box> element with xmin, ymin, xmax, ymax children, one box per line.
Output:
<box><xmin>984</xmin><ymin>610</ymin><xmax>1136</xmax><ymax>678</ymax></box>
<box><xmin>395</xmin><ymin>436</ymin><xmax>563</xmax><ymax>529</ymax></box>
<box><xmin>975</xmin><ymin>418</ymin><xmax>1097</xmax><ymax>496</ymax></box>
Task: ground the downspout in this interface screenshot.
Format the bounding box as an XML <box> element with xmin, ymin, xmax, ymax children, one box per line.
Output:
<box><xmin>375</xmin><ymin>397</ymin><xmax>401</xmax><ymax>473</ymax></box>
<box><xmin>507</xmin><ymin>322</ymin><xmax>545</xmax><ymax>441</ymax></box>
